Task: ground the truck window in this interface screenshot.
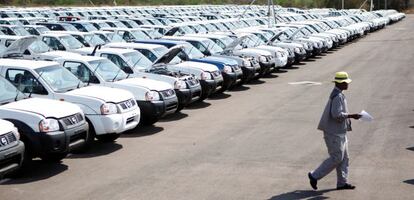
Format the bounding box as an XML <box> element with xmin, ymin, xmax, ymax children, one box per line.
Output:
<box><xmin>137</xmin><ymin>49</ymin><xmax>157</xmax><ymax>62</ymax></box>
<box><xmin>63</xmin><ymin>61</ymin><xmax>98</xmax><ymax>83</ymax></box>
<box><xmin>42</xmin><ymin>36</ymin><xmax>65</xmax><ymax>51</ymax></box>
<box><xmin>5</xmin><ymin>69</ymin><xmax>47</xmax><ymax>94</ymax></box>
<box><xmin>100</xmin><ymin>53</ymin><xmax>129</xmax><ymax>71</ymax></box>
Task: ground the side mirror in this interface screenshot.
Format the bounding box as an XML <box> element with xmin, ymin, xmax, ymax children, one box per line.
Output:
<box><xmin>31</xmin><ymin>85</ymin><xmax>48</xmax><ymax>95</ymax></box>
<box><xmin>123</xmin><ymin>67</ymin><xmax>133</xmax><ymax>74</ymax></box>
<box><xmin>89</xmin><ymin>75</ymin><xmax>100</xmax><ymax>84</ymax></box>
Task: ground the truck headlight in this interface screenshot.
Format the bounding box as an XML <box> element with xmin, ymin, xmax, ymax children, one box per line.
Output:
<box><xmin>12</xmin><ymin>127</ymin><xmax>20</xmax><ymax>140</ymax></box>
<box><xmin>223</xmin><ymin>65</ymin><xmax>232</xmax><ymax>73</ymax></box>
<box><xmin>145</xmin><ymin>91</ymin><xmax>160</xmax><ymax>101</ymax></box>
<box><xmin>243</xmin><ymin>60</ymin><xmax>251</xmax><ymax>67</ymax></box>
<box><xmin>39</xmin><ymin>118</ymin><xmax>60</xmax><ymax>132</ymax></box>
<box><xmin>259</xmin><ymin>55</ymin><xmax>267</xmax><ymax>63</ymax></box>
<box><xmin>100</xmin><ymin>103</ymin><xmax>118</xmax><ymax>115</ymax></box>
<box><xmin>200</xmin><ymin>71</ymin><xmax>212</xmax><ymax>80</ymax></box>
<box><xmin>174</xmin><ymin>80</ymin><xmax>187</xmax><ymax>89</ymax></box>
<box><xmin>294</xmin><ymin>47</ymin><xmax>300</xmax><ymax>53</ymax></box>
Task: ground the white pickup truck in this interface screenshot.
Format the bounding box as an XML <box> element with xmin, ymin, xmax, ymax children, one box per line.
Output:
<box><xmin>0</xmin><ymin>119</ymin><xmax>24</xmax><ymax>177</ymax></box>
<box><xmin>0</xmin><ymin>59</ymin><xmax>140</xmax><ymax>144</ymax></box>
<box><xmin>0</xmin><ymin>75</ymin><xmax>89</xmax><ymax>168</ymax></box>
<box><xmin>52</xmin><ymin>54</ymin><xmax>178</xmax><ymax>125</ymax></box>
<box><xmin>91</xmin><ymin>47</ymin><xmax>202</xmax><ymax>110</ymax></box>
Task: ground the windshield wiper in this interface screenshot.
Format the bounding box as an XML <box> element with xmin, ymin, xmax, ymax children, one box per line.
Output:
<box><xmin>14</xmin><ymin>88</ymin><xmax>21</xmax><ymax>101</ymax></box>
<box><xmin>87</xmin><ymin>62</ymin><xmax>101</xmax><ymax>86</ymax></box>
<box><xmin>132</xmin><ymin>56</ymin><xmax>143</xmax><ymax>67</ymax></box>
<box><xmin>76</xmin><ymin>79</ymin><xmax>82</xmax><ymax>88</ymax></box>
<box><xmin>112</xmin><ymin>67</ymin><xmax>123</xmax><ymax>82</ymax></box>
<box><xmin>29</xmin><ymin>71</ymin><xmax>44</xmax><ymax>98</ymax></box>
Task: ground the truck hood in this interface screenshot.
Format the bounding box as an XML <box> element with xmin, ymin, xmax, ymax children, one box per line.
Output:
<box><xmin>205</xmin><ymin>56</ymin><xmax>238</xmax><ymax>66</ymax></box>
<box><xmin>175</xmin><ymin>61</ymin><xmax>219</xmax><ymax>72</ymax></box>
<box><xmin>66</xmin><ymin>85</ymin><xmax>132</xmax><ymax>103</ymax></box>
<box><xmin>236</xmin><ymin>48</ymin><xmax>272</xmax><ymax>56</ymax></box>
<box><xmin>0</xmin><ymin>119</ymin><xmax>15</xmax><ymax>135</ymax></box>
<box><xmin>2</xmin><ymin>98</ymin><xmax>82</xmax><ymax>118</ymax></box>
<box><xmin>70</xmin><ymin>47</ymin><xmax>95</xmax><ymax>56</ymax></box>
<box><xmin>116</xmin><ymin>77</ymin><xmax>172</xmax><ymax>91</ymax></box>
<box><xmin>0</xmin><ymin>36</ymin><xmax>37</xmax><ymax>58</ymax></box>
<box><xmin>153</xmin><ymin>45</ymin><xmax>184</xmax><ymax>65</ymax></box>
<box><xmin>223</xmin><ymin>35</ymin><xmax>248</xmax><ymax>53</ymax></box>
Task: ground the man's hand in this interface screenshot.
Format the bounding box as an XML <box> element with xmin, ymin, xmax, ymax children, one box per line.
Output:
<box><xmin>348</xmin><ymin>114</ymin><xmax>362</xmax><ymax>119</ymax></box>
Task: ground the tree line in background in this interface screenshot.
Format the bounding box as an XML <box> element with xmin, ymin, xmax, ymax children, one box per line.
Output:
<box><xmin>0</xmin><ymin>0</ymin><xmax>411</xmax><ymax>11</ymax></box>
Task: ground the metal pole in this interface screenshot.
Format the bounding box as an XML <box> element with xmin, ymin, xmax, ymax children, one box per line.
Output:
<box><xmin>272</xmin><ymin>0</ymin><xmax>276</xmax><ymax>25</ymax></box>
<box><xmin>342</xmin><ymin>0</ymin><xmax>344</xmax><ymax>9</ymax></box>
<box><xmin>385</xmin><ymin>0</ymin><xmax>387</xmax><ymax>9</ymax></box>
<box><xmin>268</xmin><ymin>0</ymin><xmax>271</xmax><ymax>28</ymax></box>
<box><xmin>370</xmin><ymin>0</ymin><xmax>373</xmax><ymax>11</ymax></box>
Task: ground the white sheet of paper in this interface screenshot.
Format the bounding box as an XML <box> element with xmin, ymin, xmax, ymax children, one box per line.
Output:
<box><xmin>359</xmin><ymin>110</ymin><xmax>373</xmax><ymax>122</ymax></box>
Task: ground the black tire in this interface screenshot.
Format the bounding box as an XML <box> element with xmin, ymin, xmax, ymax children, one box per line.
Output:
<box><xmin>175</xmin><ymin>103</ymin><xmax>185</xmax><ymax>113</ymax></box>
<box><xmin>40</xmin><ymin>152</ymin><xmax>68</xmax><ymax>162</ymax></box>
<box><xmin>95</xmin><ymin>133</ymin><xmax>120</xmax><ymax>142</ymax></box>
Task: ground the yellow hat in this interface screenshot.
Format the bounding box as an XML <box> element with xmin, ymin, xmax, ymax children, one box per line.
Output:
<box><xmin>333</xmin><ymin>71</ymin><xmax>352</xmax><ymax>83</ymax></box>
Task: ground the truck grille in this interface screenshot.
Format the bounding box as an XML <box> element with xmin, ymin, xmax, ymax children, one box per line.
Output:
<box><xmin>159</xmin><ymin>89</ymin><xmax>176</xmax><ymax>99</ymax></box>
<box><xmin>211</xmin><ymin>70</ymin><xmax>221</xmax><ymax>77</ymax></box>
<box><xmin>0</xmin><ymin>132</ymin><xmax>17</xmax><ymax>147</ymax></box>
<box><xmin>118</xmin><ymin>99</ymin><xmax>136</xmax><ymax>110</ymax></box>
<box><xmin>185</xmin><ymin>77</ymin><xmax>199</xmax><ymax>87</ymax></box>
<box><xmin>62</xmin><ymin>113</ymin><xmax>84</xmax><ymax>127</ymax></box>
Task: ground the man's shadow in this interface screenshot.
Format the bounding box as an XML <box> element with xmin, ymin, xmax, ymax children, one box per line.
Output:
<box><xmin>268</xmin><ymin>189</ymin><xmax>336</xmax><ymax>200</ymax></box>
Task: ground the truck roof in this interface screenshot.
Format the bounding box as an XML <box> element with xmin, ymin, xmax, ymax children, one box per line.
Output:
<box><xmin>0</xmin><ymin>58</ymin><xmax>58</xmax><ymax>69</ymax></box>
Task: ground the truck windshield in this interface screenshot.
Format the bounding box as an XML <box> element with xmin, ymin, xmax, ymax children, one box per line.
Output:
<box><xmin>131</xmin><ymin>30</ymin><xmax>150</xmax><ymax>40</ymax></box>
<box><xmin>123</xmin><ymin>51</ymin><xmax>153</xmax><ymax>68</ymax></box>
<box><xmin>12</xmin><ymin>26</ymin><xmax>30</xmax><ymax>36</ymax></box>
<box><xmin>35</xmin><ymin>65</ymin><xmax>80</xmax><ymax>92</ymax></box>
<box><xmin>28</xmin><ymin>40</ymin><xmax>51</xmax><ymax>54</ymax></box>
<box><xmin>60</xmin><ymin>35</ymin><xmax>84</xmax><ymax>50</ymax></box>
<box><xmin>85</xmin><ymin>34</ymin><xmax>105</xmax><ymax>46</ymax></box>
<box><xmin>203</xmin><ymin>39</ymin><xmax>224</xmax><ymax>55</ymax></box>
<box><xmin>89</xmin><ymin>59</ymin><xmax>127</xmax><ymax>82</ymax></box>
<box><xmin>0</xmin><ymin>77</ymin><xmax>25</xmax><ymax>104</ymax></box>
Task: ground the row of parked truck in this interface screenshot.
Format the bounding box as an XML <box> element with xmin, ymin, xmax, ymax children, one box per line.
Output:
<box><xmin>0</xmin><ymin>5</ymin><xmax>405</xmax><ymax>178</ymax></box>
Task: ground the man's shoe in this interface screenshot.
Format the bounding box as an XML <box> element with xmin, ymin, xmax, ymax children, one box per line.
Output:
<box><xmin>308</xmin><ymin>172</ymin><xmax>318</xmax><ymax>190</ymax></box>
<box><xmin>337</xmin><ymin>183</ymin><xmax>356</xmax><ymax>190</ymax></box>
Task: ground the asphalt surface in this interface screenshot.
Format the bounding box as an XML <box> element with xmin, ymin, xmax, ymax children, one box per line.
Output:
<box><xmin>1</xmin><ymin>15</ymin><xmax>414</xmax><ymax>200</ymax></box>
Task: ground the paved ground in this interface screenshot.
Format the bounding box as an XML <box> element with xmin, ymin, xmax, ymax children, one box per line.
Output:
<box><xmin>1</xmin><ymin>15</ymin><xmax>414</xmax><ymax>200</ymax></box>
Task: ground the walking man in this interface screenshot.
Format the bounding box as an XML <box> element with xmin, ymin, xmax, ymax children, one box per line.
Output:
<box><xmin>308</xmin><ymin>71</ymin><xmax>361</xmax><ymax>190</ymax></box>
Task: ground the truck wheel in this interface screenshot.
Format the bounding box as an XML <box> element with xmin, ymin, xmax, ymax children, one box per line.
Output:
<box><xmin>41</xmin><ymin>152</ymin><xmax>68</xmax><ymax>162</ymax></box>
<box><xmin>176</xmin><ymin>104</ymin><xmax>185</xmax><ymax>113</ymax></box>
<box><xmin>95</xmin><ymin>133</ymin><xmax>120</xmax><ymax>142</ymax></box>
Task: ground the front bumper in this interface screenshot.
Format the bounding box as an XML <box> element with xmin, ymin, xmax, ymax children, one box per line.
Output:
<box><xmin>176</xmin><ymin>85</ymin><xmax>202</xmax><ymax>106</ymax></box>
<box><xmin>258</xmin><ymin>62</ymin><xmax>274</xmax><ymax>77</ymax></box>
<box><xmin>138</xmin><ymin>96</ymin><xmax>178</xmax><ymax>120</ymax></box>
<box><xmin>33</xmin><ymin>122</ymin><xmax>89</xmax><ymax>155</ymax></box>
<box><xmin>240</xmin><ymin>66</ymin><xmax>256</xmax><ymax>82</ymax></box>
<box><xmin>88</xmin><ymin>108</ymin><xmax>139</xmax><ymax>135</ymax></box>
<box><xmin>294</xmin><ymin>53</ymin><xmax>307</xmax><ymax>63</ymax></box>
<box><xmin>0</xmin><ymin>141</ymin><xmax>24</xmax><ymax>177</ymax></box>
<box><xmin>222</xmin><ymin>71</ymin><xmax>237</xmax><ymax>91</ymax></box>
